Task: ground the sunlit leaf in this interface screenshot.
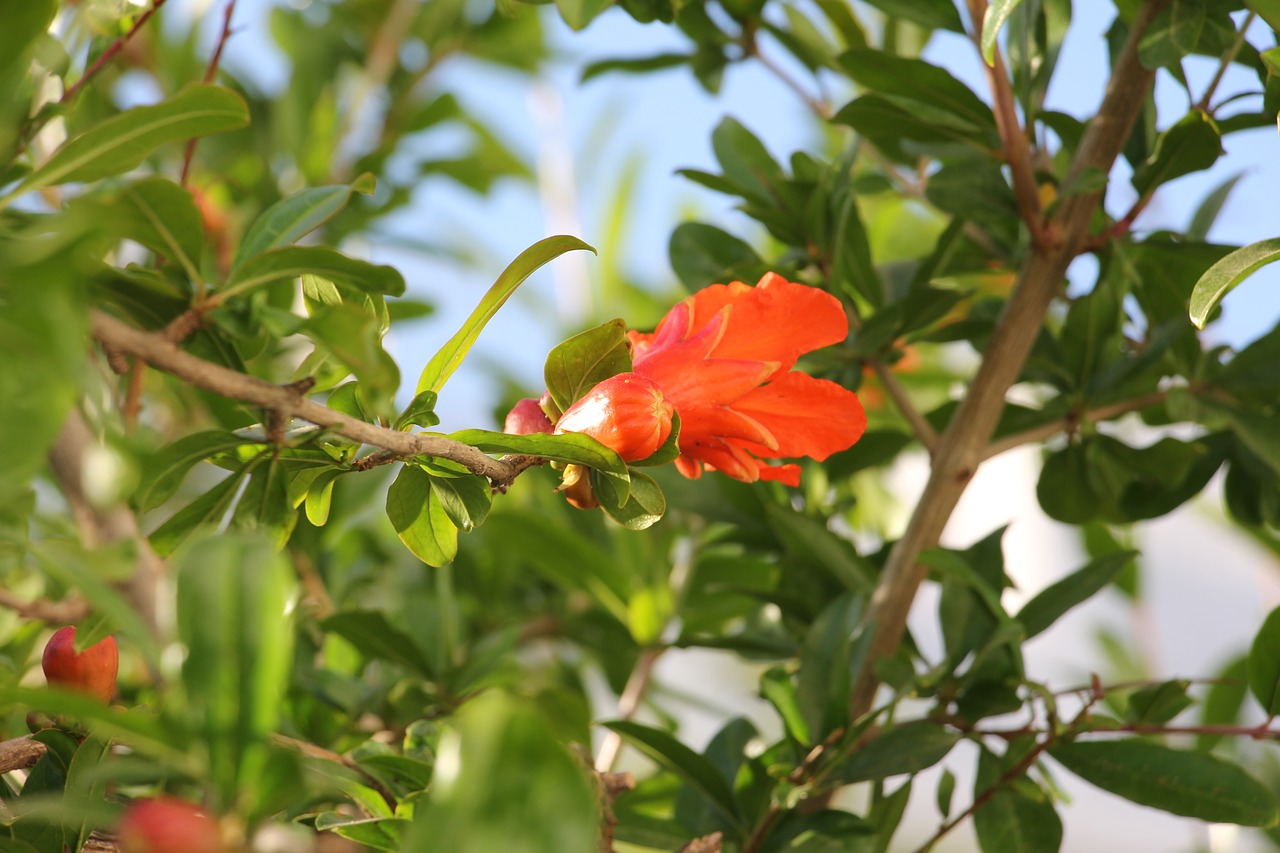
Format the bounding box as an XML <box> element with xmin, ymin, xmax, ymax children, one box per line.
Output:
<box><xmin>415</xmin><ymin>236</ymin><xmax>595</xmax><ymax>395</ymax></box>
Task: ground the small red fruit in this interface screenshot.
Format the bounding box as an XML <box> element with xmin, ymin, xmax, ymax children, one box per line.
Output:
<box><xmin>41</xmin><ymin>626</ymin><xmax>118</xmax><ymax>705</ymax></box>
<box><xmin>554</xmin><ymin>372</ymin><xmax>674</xmax><ymax>463</ymax></box>
<box><xmin>503</xmin><ymin>396</ymin><xmax>554</xmax><ymax>436</ymax></box>
<box><xmin>117</xmin><ymin>797</ymin><xmax>223</xmax><ymax>853</ymax></box>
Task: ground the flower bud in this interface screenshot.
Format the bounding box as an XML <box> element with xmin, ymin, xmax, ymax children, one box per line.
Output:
<box><xmin>554</xmin><ymin>372</ymin><xmax>674</xmax><ymax>463</ymax></box>
<box><xmin>118</xmin><ymin>797</ymin><xmax>223</xmax><ymax>853</ymax></box>
<box><xmin>503</xmin><ymin>397</ymin><xmax>554</xmax><ymax>436</ymax></box>
<box><xmin>41</xmin><ymin>626</ymin><xmax>118</xmax><ymax>705</ymax></box>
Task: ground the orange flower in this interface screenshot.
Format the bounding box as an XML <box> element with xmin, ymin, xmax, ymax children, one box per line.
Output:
<box><xmin>629</xmin><ymin>273</ymin><xmax>865</xmax><ymax>487</ymax></box>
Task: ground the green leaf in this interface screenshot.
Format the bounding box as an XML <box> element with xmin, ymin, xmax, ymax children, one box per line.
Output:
<box><xmin>447</xmin><ymin>429</ymin><xmax>631</xmax><ymax>502</ymax></box>
<box><xmin>1186</xmin><ymin>172</ymin><xmax>1244</xmax><ymax>241</ymax></box>
<box><xmin>602</xmin><ymin>720</ymin><xmax>742</xmax><ymax>830</ymax></box>
<box><xmin>0</xmin><ymin>0</ymin><xmax>55</xmax><ymax>86</ymax></box>
<box><xmin>973</xmin><ymin>746</ymin><xmax>1062</xmax><ymax>853</ymax></box>
<box><xmin>831</xmin><ymin>721</ymin><xmax>960</xmax><ymax>785</ymax></box>
<box><xmin>1049</xmin><ymin>740</ymin><xmax>1279</xmax><ymax>826</ymax></box>
<box><xmin>222</xmin><ymin>246</ymin><xmax>406</xmax><ymax>301</ymax></box>
<box><xmin>407</xmin><ymin>694</ymin><xmax>598</xmax><ymax>852</ymax></box>
<box><xmin>113</xmin><ymin>178</ymin><xmax>206</xmax><ymax>280</ymax></box>
<box><xmin>233</xmin><ymin>174</ymin><xmax>376</xmax><ymax>271</ymax></box>
<box><xmin>668</xmin><ymin>222</ymin><xmax>764</xmax><ymax>292</ymax></box>
<box><xmin>1247</xmin><ymin>0</ymin><xmax>1280</xmax><ymax>32</ymax></box>
<box><xmin>386</xmin><ymin>464</ymin><xmax>458</xmax><ymax>566</ymax></box>
<box><xmin>148</xmin><ymin>459</ymin><xmax>255</xmax><ymax>557</ymax></box>
<box><xmin>0</xmin><ymin>239</ymin><xmax>89</xmax><ymax>502</ymax></box>
<box><xmin>1189</xmin><ymin>237</ymin><xmax>1280</xmax><ymax>328</ymax></box>
<box><xmin>320</xmin><ymin>611</ymin><xmax>436</xmax><ymax>678</ymax></box>
<box><xmin>582</xmin><ymin>52</ymin><xmax>692</xmax><ymax>82</ymax></box>
<box><xmin>1198</xmin><ymin>655</ymin><xmax>1248</xmax><ymax>751</ymax></box>
<box><xmin>303</xmin><ymin>468</ymin><xmax>344</xmax><ymax>527</ymax></box>
<box><xmin>231</xmin><ymin>456</ymin><xmax>298</xmax><ymax>549</ymax></box>
<box><xmin>63</xmin><ymin>735</ymin><xmax>112</xmax><ymax>853</ymax></box>
<box><xmin>1016</xmin><ymin>551</ymin><xmax>1135</xmax><ymax>640</ymax></box>
<box><xmin>315</xmin><ymin>815</ymin><xmax>408</xmax><ymax>852</ymax></box>
<box><xmin>859</xmin><ymin>0</ymin><xmax>965</xmax><ymax>31</ymax></box>
<box><xmin>592</xmin><ymin>468</ymin><xmax>666</xmax><ymax>530</ymax></box>
<box><xmin>1125</xmin><ymin>679</ymin><xmax>1193</xmax><ymax>724</ymax></box>
<box><xmin>0</xmin><ymin>85</ymin><xmax>250</xmax><ymax>211</ymax></box>
<box><xmin>554</xmin><ymin>0</ymin><xmax>615</xmax><ymax>29</ymax></box>
<box><xmin>709</xmin><ymin>117</ymin><xmax>786</xmax><ymax>206</ymax></box>
<box><xmin>426</xmin><ymin>470</ymin><xmax>492</xmax><ymax>533</ymax></box>
<box><xmin>1036</xmin><ymin>443</ymin><xmax>1100</xmax><ymax>524</ymax></box>
<box><xmin>981</xmin><ymin>0</ymin><xmax>1027</xmax><ymax>64</ymax></box>
<box><xmin>176</xmin><ymin>534</ymin><xmax>296</xmax><ymax>810</ymax></box>
<box><xmin>543</xmin><ymin>318</ymin><xmax>633</xmax><ymax>414</ymax></box>
<box><xmin>416</xmin><ymin>235</ymin><xmax>595</xmax><ymax>394</ymax></box>
<box><xmin>838</xmin><ymin>49</ymin><xmax>996</xmax><ymax>133</ymax></box>
<box><xmin>1248</xmin><ymin>605</ymin><xmax>1280</xmax><ymax>715</ymax></box>
<box><xmin>304</xmin><ymin>301</ymin><xmax>400</xmax><ymax>417</ymax></box>
<box><xmin>136</xmin><ymin>427</ymin><xmax>256</xmax><ymax>507</ymax></box>
<box><xmin>394</xmin><ymin>390</ymin><xmax>440</xmax><ymax>431</ymax></box>
<box><xmin>1130</xmin><ymin>110</ymin><xmax>1222</xmax><ymax>197</ymax></box>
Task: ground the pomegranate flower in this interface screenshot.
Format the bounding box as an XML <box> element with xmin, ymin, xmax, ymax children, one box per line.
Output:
<box><xmin>629</xmin><ymin>272</ymin><xmax>865</xmax><ymax>487</ymax></box>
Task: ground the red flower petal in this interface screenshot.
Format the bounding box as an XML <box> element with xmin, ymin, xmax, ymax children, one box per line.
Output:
<box><xmin>682</xmin><ymin>273</ymin><xmax>848</xmax><ymax>373</ymax></box>
<box><xmin>729</xmin><ymin>372</ymin><xmax>866</xmax><ymax>462</ymax></box>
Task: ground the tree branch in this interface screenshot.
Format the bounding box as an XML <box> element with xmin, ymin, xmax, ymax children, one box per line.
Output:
<box><xmin>848</xmin><ymin>0</ymin><xmax>1169</xmax><ymax>722</ymax></box>
<box><xmin>89</xmin><ymin>311</ymin><xmax>525</xmax><ymax>487</ymax></box>
<box><xmin>981</xmin><ymin>390</ymin><xmax>1169</xmax><ymax>461</ymax></box>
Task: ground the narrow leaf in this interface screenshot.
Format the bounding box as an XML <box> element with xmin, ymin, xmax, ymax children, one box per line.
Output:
<box><xmin>1017</xmin><ymin>551</ymin><xmax>1135</xmax><ymax>639</ymax></box>
<box><xmin>1189</xmin><ymin>237</ymin><xmax>1280</xmax><ymax>328</ymax></box>
<box><xmin>981</xmin><ymin>0</ymin><xmax>1027</xmax><ymax>64</ymax></box>
<box><xmin>2</xmin><ymin>85</ymin><xmax>249</xmax><ymax>209</ymax></box>
<box><xmin>1050</xmin><ymin>740</ymin><xmax>1279</xmax><ymax>826</ymax></box>
<box><xmin>830</xmin><ymin>721</ymin><xmax>960</xmax><ymax>785</ymax></box>
<box><xmin>222</xmin><ymin>246</ymin><xmax>405</xmax><ymax>300</ymax></box>
<box><xmin>320</xmin><ymin>610</ymin><xmax>435</xmax><ymax>678</ymax></box>
<box><xmin>1249</xmin><ymin>605</ymin><xmax>1280</xmax><ymax>715</ymax></box>
<box><xmin>416</xmin><ymin>236</ymin><xmax>595</xmax><ymax>394</ymax></box>
<box><xmin>234</xmin><ymin>174</ymin><xmax>377</xmax><ymax>270</ymax></box>
<box><xmin>602</xmin><ymin>721</ymin><xmax>742</xmax><ymax>829</ymax></box>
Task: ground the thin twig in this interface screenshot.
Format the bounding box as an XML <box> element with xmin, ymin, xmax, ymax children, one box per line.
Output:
<box><xmin>963</xmin><ymin>0</ymin><xmax>1045</xmax><ymax>246</ymax></box>
<box><xmin>89</xmin><ymin>311</ymin><xmax>526</xmax><ymax>487</ymax></box>
<box><xmin>180</xmin><ymin>0</ymin><xmax>238</xmax><ymax>186</ymax></box>
<box><xmin>61</xmin><ymin>0</ymin><xmax>169</xmax><ymax>104</ymax></box>
<box><xmin>748</xmin><ymin>42</ymin><xmax>832</xmax><ymax>120</ymax></box>
<box><xmin>981</xmin><ymin>390</ymin><xmax>1168</xmax><ymax>460</ymax></box>
<box><xmin>870</xmin><ymin>360</ymin><xmax>938</xmax><ymax>455</ymax></box>
<box><xmin>1195</xmin><ymin>11</ymin><xmax>1256</xmax><ymax>113</ymax></box>
<box><xmin>848</xmin><ymin>0</ymin><xmax>1170</xmax><ymax>723</ymax></box>
<box><xmin>595</xmin><ymin>647</ymin><xmax>664</xmax><ymax>771</ymax></box>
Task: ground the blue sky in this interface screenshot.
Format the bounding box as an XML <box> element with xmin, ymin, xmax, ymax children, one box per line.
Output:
<box><xmin>199</xmin><ymin>0</ymin><xmax>1280</xmax><ymax>431</ymax></box>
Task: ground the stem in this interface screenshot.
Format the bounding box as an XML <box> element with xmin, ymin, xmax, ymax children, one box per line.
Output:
<box><xmin>847</xmin><ymin>0</ymin><xmax>1169</xmax><ymax>723</ymax></box>
<box><xmin>1195</xmin><ymin>11</ymin><xmax>1256</xmax><ymax>114</ymax></box>
<box><xmin>747</xmin><ymin>39</ymin><xmax>832</xmax><ymax>120</ymax></box>
<box><xmin>89</xmin><ymin>311</ymin><xmax>526</xmax><ymax>487</ymax></box>
<box><xmin>871</xmin><ymin>359</ymin><xmax>939</xmax><ymax>455</ymax></box>
<box><xmin>180</xmin><ymin>0</ymin><xmax>238</xmax><ymax>186</ymax></box>
<box><xmin>594</xmin><ymin>647</ymin><xmax>664</xmax><ymax>771</ymax></box>
<box><xmin>61</xmin><ymin>0</ymin><xmax>169</xmax><ymax>105</ymax></box>
<box><xmin>963</xmin><ymin>0</ymin><xmax>1045</xmax><ymax>246</ymax></box>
